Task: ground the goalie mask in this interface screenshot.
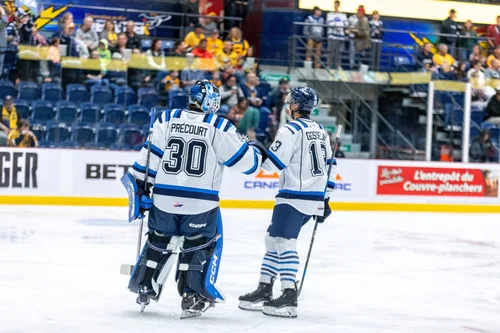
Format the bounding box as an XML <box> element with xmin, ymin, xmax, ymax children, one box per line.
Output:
<box><xmin>189</xmin><ymin>80</ymin><xmax>221</xmax><ymax>114</ymax></box>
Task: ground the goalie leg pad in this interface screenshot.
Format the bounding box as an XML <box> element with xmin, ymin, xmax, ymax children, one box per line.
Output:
<box><xmin>129</xmin><ymin>231</ymin><xmax>183</xmax><ymax>299</ymax></box>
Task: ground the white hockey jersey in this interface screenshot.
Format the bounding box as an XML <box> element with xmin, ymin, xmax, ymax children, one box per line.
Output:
<box><xmin>326</xmin><ymin>11</ymin><xmax>348</xmax><ymax>39</ymax></box>
<box><xmin>131</xmin><ymin>109</ymin><xmax>262</xmax><ymax>215</ymax></box>
<box><xmin>263</xmin><ymin>118</ymin><xmax>337</xmax><ymax>216</ymax></box>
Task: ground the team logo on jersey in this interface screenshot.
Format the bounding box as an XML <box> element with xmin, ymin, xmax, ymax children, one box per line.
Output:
<box><xmin>174</xmin><ymin>202</ymin><xmax>184</xmax><ymax>208</ymax></box>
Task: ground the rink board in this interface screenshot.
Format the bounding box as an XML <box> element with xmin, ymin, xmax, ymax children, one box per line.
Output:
<box><xmin>0</xmin><ymin>148</ymin><xmax>499</xmax><ymax>213</ymax></box>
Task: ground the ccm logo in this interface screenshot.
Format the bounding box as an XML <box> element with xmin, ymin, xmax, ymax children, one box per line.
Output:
<box><xmin>188</xmin><ymin>223</ymin><xmax>207</xmax><ymax>228</ymax></box>
<box><xmin>209</xmin><ymin>254</ymin><xmax>219</xmax><ymax>284</ymax></box>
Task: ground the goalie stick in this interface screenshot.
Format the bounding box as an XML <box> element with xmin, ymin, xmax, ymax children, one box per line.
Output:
<box><xmin>120</xmin><ymin>109</ymin><xmax>156</xmax><ymax>276</ymax></box>
<box><xmin>298</xmin><ymin>124</ymin><xmax>342</xmax><ymax>296</ymax></box>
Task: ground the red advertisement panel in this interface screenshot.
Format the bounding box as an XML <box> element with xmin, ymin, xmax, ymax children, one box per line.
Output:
<box><xmin>377</xmin><ymin>166</ymin><xmax>499</xmax><ymax>197</ymax></box>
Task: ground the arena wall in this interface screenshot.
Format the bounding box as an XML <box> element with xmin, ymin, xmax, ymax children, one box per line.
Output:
<box><xmin>1</xmin><ymin>148</ymin><xmax>499</xmax><ymax>213</ymax></box>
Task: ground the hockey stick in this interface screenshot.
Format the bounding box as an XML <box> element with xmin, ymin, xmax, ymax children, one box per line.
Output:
<box><xmin>298</xmin><ymin>124</ymin><xmax>342</xmax><ymax>296</ymax></box>
<box><xmin>136</xmin><ymin>108</ymin><xmax>156</xmax><ymax>260</ymax></box>
<box><xmin>120</xmin><ymin>109</ymin><xmax>156</xmax><ymax>276</ymax></box>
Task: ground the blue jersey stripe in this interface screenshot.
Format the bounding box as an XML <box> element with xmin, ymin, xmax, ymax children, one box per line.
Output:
<box><xmin>223</xmin><ymin>120</ymin><xmax>233</xmax><ymax>132</ymax></box>
<box><xmin>153</xmin><ymin>185</ymin><xmax>219</xmax><ymax>202</ymax></box>
<box><xmin>267</xmin><ymin>150</ymin><xmax>286</xmax><ymax>170</ymax></box>
<box><xmin>215</xmin><ymin>117</ymin><xmax>224</xmax><ymax>129</ymax></box>
<box><xmin>328</xmin><ymin>181</ymin><xmax>335</xmax><ymax>189</ymax></box>
<box><xmin>277</xmin><ymin>191</ymin><xmax>324</xmax><ymax>202</ymax></box>
<box><xmin>283</xmin><ymin>125</ymin><xmax>295</xmax><ymax>135</ymax></box>
<box><xmin>296</xmin><ymin>119</ymin><xmax>308</xmax><ymax>128</ymax></box>
<box><xmin>263</xmin><ymin>257</ymin><xmax>279</xmax><ymax>264</ymax></box>
<box><xmin>280</xmin><ymin>250</ymin><xmax>298</xmax><ymax>256</ymax></box>
<box><xmin>165</xmin><ymin>109</ymin><xmax>171</xmax><ymax>122</ymax></box>
<box><xmin>132</xmin><ymin>162</ymin><xmax>157</xmax><ymax>178</ymax></box>
<box><xmin>279</xmin><ymin>268</ymin><xmax>299</xmax><ymax>273</ymax></box>
<box><xmin>224</xmin><ymin>143</ymin><xmax>249</xmax><ymax>167</ymax></box>
<box><xmin>243</xmin><ymin>148</ymin><xmax>259</xmax><ymax>175</ymax></box>
<box><xmin>173</xmin><ymin>109</ymin><xmax>182</xmax><ymax>118</ymax></box>
<box><xmin>288</xmin><ymin>122</ymin><xmax>301</xmax><ymax>131</ymax></box>
<box><xmin>143</xmin><ymin>141</ymin><xmax>164</xmax><ymax>158</ymax></box>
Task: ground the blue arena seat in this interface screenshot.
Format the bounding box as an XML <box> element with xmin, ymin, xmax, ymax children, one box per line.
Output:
<box><xmin>42</xmin><ymin>83</ymin><xmax>63</xmax><ymax>102</ymax></box>
<box><xmin>138</xmin><ymin>88</ymin><xmax>159</xmax><ymax>109</ymax></box>
<box><xmin>18</xmin><ymin>81</ymin><xmax>41</xmax><ymax>102</ymax></box>
<box><xmin>46</xmin><ymin>121</ymin><xmax>70</xmax><ymax>143</ymax></box>
<box><xmin>97</xmin><ymin>122</ymin><xmax>118</xmax><ymax>147</ymax></box>
<box><xmin>91</xmin><ymin>85</ymin><xmax>113</xmax><ymax>106</ymax></box>
<box><xmin>0</xmin><ymin>80</ymin><xmax>15</xmax><ymax>100</ymax></box>
<box><xmin>103</xmin><ymin>104</ymin><xmax>125</xmax><ymax>126</ymax></box>
<box><xmin>56</xmin><ymin>101</ymin><xmax>78</xmax><ymax>124</ymax></box>
<box><xmin>80</xmin><ymin>102</ymin><xmax>101</xmax><ymax>123</ymax></box>
<box><xmin>31</xmin><ymin>100</ymin><xmax>54</xmax><ymax>123</ymax></box>
<box><xmin>115</xmin><ymin>85</ymin><xmax>137</xmax><ymax>107</ymax></box>
<box><xmin>120</xmin><ymin>124</ymin><xmax>142</xmax><ymax>148</ymax></box>
<box><xmin>73</xmin><ymin>122</ymin><xmax>96</xmax><ymax>146</ymax></box>
<box><xmin>67</xmin><ymin>84</ymin><xmax>88</xmax><ymax>104</ymax></box>
<box><xmin>13</xmin><ymin>99</ymin><xmax>30</xmax><ymax>119</ymax></box>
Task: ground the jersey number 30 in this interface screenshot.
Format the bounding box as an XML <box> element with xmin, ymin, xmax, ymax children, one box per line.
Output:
<box><xmin>163</xmin><ymin>137</ymin><xmax>208</xmax><ymax>177</ymax></box>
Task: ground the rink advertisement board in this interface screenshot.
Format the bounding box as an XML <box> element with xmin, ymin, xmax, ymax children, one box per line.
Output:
<box><xmin>1</xmin><ymin>148</ymin><xmax>500</xmax><ymax>212</ymax></box>
<box><xmin>376</xmin><ymin>166</ymin><xmax>499</xmax><ymax>197</ymax></box>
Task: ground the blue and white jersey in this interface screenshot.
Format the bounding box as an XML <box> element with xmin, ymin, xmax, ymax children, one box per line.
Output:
<box><xmin>131</xmin><ymin>109</ymin><xmax>262</xmax><ymax>215</ymax></box>
<box><xmin>263</xmin><ymin>118</ymin><xmax>336</xmax><ymax>216</ymax></box>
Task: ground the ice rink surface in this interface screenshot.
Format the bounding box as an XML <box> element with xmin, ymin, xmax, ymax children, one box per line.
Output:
<box><xmin>1</xmin><ymin>205</ymin><xmax>499</xmax><ymax>333</ymax></box>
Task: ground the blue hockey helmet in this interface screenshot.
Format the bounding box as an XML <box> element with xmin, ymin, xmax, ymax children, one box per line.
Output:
<box><xmin>189</xmin><ymin>80</ymin><xmax>221</xmax><ymax>113</ymax></box>
<box><xmin>285</xmin><ymin>87</ymin><xmax>319</xmax><ymax>113</ymax></box>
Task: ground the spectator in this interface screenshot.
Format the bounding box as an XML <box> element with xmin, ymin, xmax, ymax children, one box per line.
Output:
<box><xmin>202</xmin><ymin>13</ymin><xmax>219</xmax><ymax>34</ymax></box>
<box><xmin>271</xmin><ymin>77</ymin><xmax>290</xmax><ymax>115</ymax></box>
<box><xmin>8</xmin><ymin>11</ymin><xmax>31</xmax><ymax>45</ymax></box>
<box><xmin>100</xmin><ymin>19</ymin><xmax>117</xmax><ymax>49</ymax></box>
<box><xmin>440</xmin><ymin>9</ymin><xmax>459</xmax><ymax>55</ymax></box>
<box><xmin>345</xmin><ymin>6</ymin><xmax>371</xmax><ymax>67</ymax></box>
<box><xmin>459</xmin><ymin>20</ymin><xmax>477</xmax><ymax>61</ymax></box>
<box><xmin>240</xmin><ymin>45</ymin><xmax>258</xmax><ymax>74</ymax></box>
<box><xmin>227</xmin><ymin>97</ymin><xmax>260</xmax><ymax>135</ymax></box>
<box><xmin>128</xmin><ymin>48</ymin><xmax>151</xmax><ymax>89</ymax></box>
<box><xmin>0</xmin><ymin>6</ymin><xmax>8</xmax><ymax>76</ymax></box>
<box><xmin>229</xmin><ymin>27</ymin><xmax>249</xmax><ymax>57</ymax></box>
<box><xmin>485</xmin><ymin>90</ymin><xmax>500</xmax><ymax>124</ymax></box>
<box><xmin>216</xmin><ymin>39</ymin><xmax>238</xmax><ymax>70</ymax></box>
<box><xmin>76</xmin><ymin>16</ymin><xmax>99</xmax><ymax>52</ymax></box>
<box><xmin>192</xmin><ymin>38</ymin><xmax>213</xmax><ymax>58</ymax></box>
<box><xmin>212</xmin><ymin>70</ymin><xmax>222</xmax><ymax>87</ymax></box>
<box><xmin>58</xmin><ymin>12</ymin><xmax>73</xmax><ymax>33</ymax></box>
<box><xmin>326</xmin><ymin>0</ymin><xmax>348</xmax><ymax>69</ymax></box>
<box><xmin>218</xmin><ymin>75</ymin><xmax>244</xmax><ymax>115</ymax></box>
<box><xmin>304</xmin><ymin>6</ymin><xmax>324</xmax><ymax>69</ymax></box>
<box><xmin>469</xmin><ymin>44</ymin><xmax>486</xmax><ymax>66</ymax></box>
<box><xmin>417</xmin><ymin>42</ymin><xmax>434</xmax><ymax>69</ymax></box>
<box><xmin>0</xmin><ymin>121</ymin><xmax>8</xmax><ymax>146</ymax></box>
<box><xmin>47</xmin><ymin>37</ymin><xmax>61</xmax><ymax>81</ymax></box>
<box><xmin>335</xmin><ymin>140</ymin><xmax>346</xmax><ymax>158</ymax></box>
<box><xmin>467</xmin><ymin>60</ymin><xmax>485</xmax><ymax>85</ymax></box>
<box><xmin>369</xmin><ymin>10</ymin><xmax>384</xmax><ymax>41</ymax></box>
<box><xmin>433</xmin><ymin>43</ymin><xmax>456</xmax><ymax>73</ymax></box>
<box><xmin>7</xmin><ymin>119</ymin><xmax>38</xmax><ymax>147</ymax></box>
<box><xmin>85</xmin><ymin>49</ymin><xmax>108</xmax><ymax>88</ymax></box>
<box><xmin>184</xmin><ymin>23</ymin><xmax>205</xmax><ymax>51</ymax></box>
<box><xmin>112</xmin><ymin>33</ymin><xmax>130</xmax><ymax>60</ymax></box>
<box><xmin>455</xmin><ymin>62</ymin><xmax>468</xmax><ymax>81</ymax></box>
<box><xmin>207</xmin><ymin>29</ymin><xmax>223</xmax><ymax>55</ymax></box>
<box><xmin>2</xmin><ymin>96</ymin><xmax>17</xmax><ymax>130</ymax></box>
<box><xmin>485</xmin><ymin>59</ymin><xmax>500</xmax><ymax>79</ymax></box>
<box><xmin>125</xmin><ymin>20</ymin><xmax>141</xmax><ymax>50</ymax></box>
<box><xmin>180</xmin><ymin>53</ymin><xmax>205</xmax><ymax>91</ymax></box>
<box><xmin>161</xmin><ymin>70</ymin><xmax>180</xmax><ymax>92</ymax></box>
<box><xmin>487</xmin><ymin>46</ymin><xmax>500</xmax><ymax>68</ymax></box>
<box><xmin>184</xmin><ymin>0</ymin><xmax>200</xmax><ymax>28</ymax></box>
<box><xmin>168</xmin><ymin>40</ymin><xmax>185</xmax><ymax>57</ymax></box>
<box><xmin>470</xmin><ymin>129</ymin><xmax>494</xmax><ymax>163</ymax></box>
<box><xmin>30</xmin><ymin>26</ymin><xmax>47</xmax><ymax>46</ymax></box>
<box><xmin>241</xmin><ymin>72</ymin><xmax>270</xmax><ymax>113</ymax></box>
<box><xmin>487</xmin><ymin>15</ymin><xmax>500</xmax><ymax>49</ymax></box>
<box><xmin>97</xmin><ymin>39</ymin><xmax>111</xmax><ymax>65</ymax></box>
<box><xmin>145</xmin><ymin>39</ymin><xmax>166</xmax><ymax>82</ymax></box>
<box><xmin>279</xmin><ymin>94</ymin><xmax>293</xmax><ymax>127</ymax></box>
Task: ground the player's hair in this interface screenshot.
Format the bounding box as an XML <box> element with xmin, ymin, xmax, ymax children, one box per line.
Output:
<box><xmin>17</xmin><ymin>119</ymin><xmax>29</xmax><ymax>130</ymax></box>
<box><xmin>199</xmin><ymin>38</ymin><xmax>208</xmax><ymax>44</ymax></box>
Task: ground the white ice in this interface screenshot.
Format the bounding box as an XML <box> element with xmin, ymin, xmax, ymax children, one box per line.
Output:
<box><xmin>1</xmin><ymin>206</ymin><xmax>500</xmax><ymax>333</ymax></box>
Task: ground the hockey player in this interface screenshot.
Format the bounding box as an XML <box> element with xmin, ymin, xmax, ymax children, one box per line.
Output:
<box><xmin>238</xmin><ymin>87</ymin><xmax>336</xmax><ymax>318</ymax></box>
<box><xmin>122</xmin><ymin>80</ymin><xmax>267</xmax><ymax>318</ymax></box>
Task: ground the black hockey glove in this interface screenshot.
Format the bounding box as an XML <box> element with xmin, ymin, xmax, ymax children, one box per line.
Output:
<box><xmin>248</xmin><ymin>140</ymin><xmax>268</xmax><ymax>163</ymax></box>
<box><xmin>315</xmin><ymin>197</ymin><xmax>331</xmax><ymax>223</ymax></box>
<box><xmin>136</xmin><ymin>179</ymin><xmax>153</xmax><ymax>216</ymax></box>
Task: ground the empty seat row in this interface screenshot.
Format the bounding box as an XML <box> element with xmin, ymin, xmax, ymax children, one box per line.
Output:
<box><xmin>33</xmin><ymin>122</ymin><xmax>146</xmax><ymax>148</ymax></box>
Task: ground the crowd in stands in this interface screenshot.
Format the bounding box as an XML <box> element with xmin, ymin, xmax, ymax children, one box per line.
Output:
<box><xmin>0</xmin><ymin>4</ymin><xmax>292</xmax><ymax>149</ymax></box>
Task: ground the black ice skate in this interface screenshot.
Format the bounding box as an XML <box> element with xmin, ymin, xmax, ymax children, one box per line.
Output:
<box><xmin>136</xmin><ymin>287</ymin><xmax>152</xmax><ymax>313</ymax></box>
<box><xmin>262</xmin><ymin>288</ymin><xmax>298</xmax><ymax>318</ymax></box>
<box><xmin>238</xmin><ymin>280</ymin><xmax>274</xmax><ymax>311</ymax></box>
<box><xmin>180</xmin><ymin>293</ymin><xmax>213</xmax><ymax>319</ymax></box>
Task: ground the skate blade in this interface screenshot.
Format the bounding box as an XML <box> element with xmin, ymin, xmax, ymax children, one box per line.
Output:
<box><xmin>262</xmin><ymin>306</ymin><xmax>297</xmax><ymax>318</ymax></box>
<box><xmin>238</xmin><ymin>300</ymin><xmax>264</xmax><ymax>311</ymax></box>
<box><xmin>180</xmin><ymin>310</ymin><xmax>203</xmax><ymax>319</ymax></box>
